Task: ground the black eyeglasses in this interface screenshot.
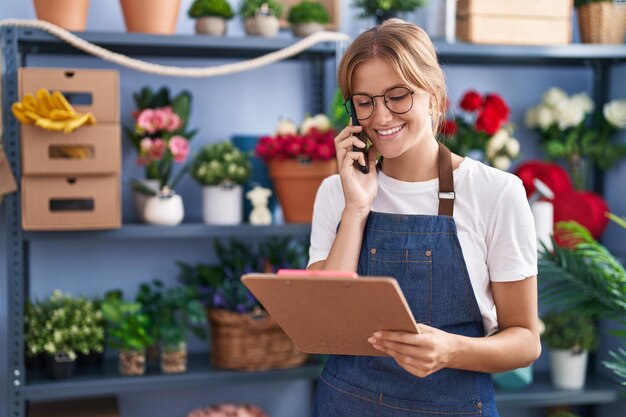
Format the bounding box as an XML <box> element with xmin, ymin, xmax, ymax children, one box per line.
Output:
<box><xmin>344</xmin><ymin>87</ymin><xmax>415</xmax><ymax>121</ymax></box>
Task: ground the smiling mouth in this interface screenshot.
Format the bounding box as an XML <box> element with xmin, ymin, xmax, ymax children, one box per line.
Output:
<box><xmin>375</xmin><ymin>124</ymin><xmax>406</xmax><ymax>137</ymax></box>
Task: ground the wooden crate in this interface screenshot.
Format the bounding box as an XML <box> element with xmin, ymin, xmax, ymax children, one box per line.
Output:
<box><xmin>456</xmin><ymin>0</ymin><xmax>573</xmax><ymax>45</ymax></box>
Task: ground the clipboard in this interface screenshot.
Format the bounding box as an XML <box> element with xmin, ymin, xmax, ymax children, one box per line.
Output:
<box><xmin>241</xmin><ymin>271</ymin><xmax>419</xmax><ymax>356</ymax></box>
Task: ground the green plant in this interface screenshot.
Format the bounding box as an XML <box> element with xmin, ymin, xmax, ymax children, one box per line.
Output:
<box><xmin>258</xmin><ymin>236</ymin><xmax>308</xmax><ymax>272</ymax></box>
<box><xmin>101</xmin><ymin>291</ymin><xmax>154</xmax><ymax>352</ymax></box>
<box><xmin>25</xmin><ymin>291</ymin><xmax>104</xmax><ymax>360</ymax></box>
<box><xmin>190</xmin><ymin>141</ymin><xmax>251</xmax><ymax>186</ymax></box>
<box><xmin>329</xmin><ymin>88</ymin><xmax>349</xmax><ymax>132</ymax></box>
<box><xmin>352</xmin><ymin>0</ymin><xmax>425</xmax><ymax>19</ymax></box>
<box><xmin>542</xmin><ymin>310</ymin><xmax>597</xmax><ymax>352</ymax></box>
<box><xmin>136</xmin><ymin>280</ymin><xmax>207</xmax><ymax>350</ymax></box>
<box><xmin>239</xmin><ymin>0</ymin><xmax>284</xmax><ymax>19</ymax></box>
<box><xmin>188</xmin><ymin>0</ymin><xmax>235</xmax><ymax>19</ymax></box>
<box><xmin>604</xmin><ymin>348</ymin><xmax>626</xmax><ymax>386</ymax></box>
<box><xmin>287</xmin><ymin>0</ymin><xmax>330</xmax><ymax>25</ymax></box>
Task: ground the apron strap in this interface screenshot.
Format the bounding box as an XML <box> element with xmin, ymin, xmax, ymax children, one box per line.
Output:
<box><xmin>437</xmin><ymin>142</ymin><xmax>455</xmax><ymax>217</ymax></box>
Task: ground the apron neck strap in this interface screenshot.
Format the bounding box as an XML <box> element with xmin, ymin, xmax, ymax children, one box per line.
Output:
<box><xmin>437</xmin><ymin>142</ymin><xmax>455</xmax><ymax>217</ymax></box>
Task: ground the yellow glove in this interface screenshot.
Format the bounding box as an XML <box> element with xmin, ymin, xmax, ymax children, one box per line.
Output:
<box><xmin>11</xmin><ymin>89</ymin><xmax>96</xmax><ymax>133</ymax></box>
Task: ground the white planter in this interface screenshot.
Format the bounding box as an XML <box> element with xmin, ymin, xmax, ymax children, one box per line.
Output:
<box><xmin>195</xmin><ymin>16</ymin><xmax>227</xmax><ymax>36</ymax></box>
<box><xmin>202</xmin><ymin>183</ymin><xmax>243</xmax><ymax>225</ymax></box>
<box><xmin>549</xmin><ymin>349</ymin><xmax>589</xmax><ymax>390</ymax></box>
<box><xmin>292</xmin><ymin>22</ymin><xmax>325</xmax><ymax>37</ymax></box>
<box><xmin>143</xmin><ymin>192</ymin><xmax>184</xmax><ymax>226</ymax></box>
<box><xmin>133</xmin><ymin>179</ymin><xmax>160</xmax><ymax>222</ymax></box>
<box><xmin>245</xmin><ymin>16</ymin><xmax>279</xmax><ymax>37</ymax></box>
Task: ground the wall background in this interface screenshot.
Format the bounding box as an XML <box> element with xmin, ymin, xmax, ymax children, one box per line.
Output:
<box><xmin>1</xmin><ymin>0</ymin><xmax>625</xmax><ymax>416</ymax></box>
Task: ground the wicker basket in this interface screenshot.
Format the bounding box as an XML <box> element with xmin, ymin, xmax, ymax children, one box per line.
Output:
<box><xmin>208</xmin><ymin>308</ymin><xmax>308</xmax><ymax>371</ymax></box>
<box><xmin>578</xmin><ymin>2</ymin><xmax>626</xmax><ymax>44</ymax></box>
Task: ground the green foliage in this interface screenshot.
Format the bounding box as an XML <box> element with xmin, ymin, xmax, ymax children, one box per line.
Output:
<box><xmin>239</xmin><ymin>0</ymin><xmax>284</xmax><ymax>19</ymax></box>
<box><xmin>603</xmin><ymin>348</ymin><xmax>626</xmax><ymax>386</ymax></box>
<box><xmin>25</xmin><ymin>291</ymin><xmax>104</xmax><ymax>360</ymax></box>
<box><xmin>288</xmin><ymin>0</ymin><xmax>330</xmax><ymax>25</ymax></box>
<box><xmin>188</xmin><ymin>0</ymin><xmax>235</xmax><ymax>19</ymax></box>
<box><xmin>542</xmin><ymin>310</ymin><xmax>597</xmax><ymax>352</ymax></box>
<box><xmin>575</xmin><ymin>0</ymin><xmax>612</xmax><ymax>8</ymax></box>
<box><xmin>190</xmin><ymin>141</ymin><xmax>251</xmax><ymax>186</ymax></box>
<box><xmin>352</xmin><ymin>0</ymin><xmax>425</xmax><ymax>18</ymax></box>
<box><xmin>136</xmin><ymin>280</ymin><xmax>207</xmax><ymax>349</ymax></box>
<box><xmin>330</xmin><ymin>88</ymin><xmax>349</xmax><ymax>132</ymax></box>
<box><xmin>101</xmin><ymin>291</ymin><xmax>154</xmax><ymax>352</ymax></box>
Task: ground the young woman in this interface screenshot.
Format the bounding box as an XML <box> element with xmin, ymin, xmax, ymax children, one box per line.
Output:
<box><xmin>308</xmin><ymin>19</ymin><xmax>541</xmax><ymax>416</ymax></box>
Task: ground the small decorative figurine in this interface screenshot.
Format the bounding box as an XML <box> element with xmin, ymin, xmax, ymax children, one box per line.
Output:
<box><xmin>246</xmin><ymin>186</ymin><xmax>272</xmax><ymax>225</ymax></box>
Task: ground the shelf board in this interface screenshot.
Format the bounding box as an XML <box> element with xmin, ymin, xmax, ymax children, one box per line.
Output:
<box><xmin>434</xmin><ymin>41</ymin><xmax>626</xmax><ymax>66</ymax></box>
<box><xmin>15</xmin><ymin>28</ymin><xmax>338</xmax><ymax>59</ymax></box>
<box><xmin>23</xmin><ymin>354</ymin><xmax>323</xmax><ymax>401</ymax></box>
<box><xmin>494</xmin><ymin>372</ymin><xmax>621</xmax><ymax>408</ymax></box>
<box><xmin>23</xmin><ymin>223</ymin><xmax>311</xmax><ymax>241</ymax></box>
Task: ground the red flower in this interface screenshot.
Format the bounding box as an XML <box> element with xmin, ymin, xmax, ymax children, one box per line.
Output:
<box><xmin>460</xmin><ymin>91</ymin><xmax>482</xmax><ymax>112</ymax></box>
<box><xmin>484</xmin><ymin>94</ymin><xmax>510</xmax><ymax>120</ymax></box>
<box><xmin>475</xmin><ymin>105</ymin><xmax>502</xmax><ymax>135</ymax></box>
<box><xmin>440</xmin><ymin>120</ymin><xmax>457</xmax><ymax>136</ymax></box>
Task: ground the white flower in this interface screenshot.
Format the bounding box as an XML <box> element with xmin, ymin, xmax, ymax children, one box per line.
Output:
<box><xmin>506</xmin><ymin>138</ymin><xmax>520</xmax><ymax>157</ymax></box>
<box><xmin>570</xmin><ymin>92</ymin><xmax>595</xmax><ymax>114</ymax></box>
<box><xmin>486</xmin><ymin>129</ymin><xmax>509</xmax><ymax>159</ymax></box>
<box><xmin>299</xmin><ymin>116</ymin><xmax>315</xmax><ymax>136</ymax></box>
<box><xmin>603</xmin><ymin>99</ymin><xmax>626</xmax><ymax>128</ymax></box>
<box><xmin>275</xmin><ymin>118</ymin><xmax>297</xmax><ymax>136</ymax></box>
<box><xmin>525</xmin><ymin>106</ymin><xmax>539</xmax><ymax>128</ymax></box>
<box><xmin>536</xmin><ymin>105</ymin><xmax>556</xmax><ymax>130</ymax></box>
<box><xmin>555</xmin><ymin>99</ymin><xmax>586</xmax><ymax>130</ymax></box>
<box><xmin>492</xmin><ymin>155</ymin><xmax>511</xmax><ymax>171</ymax></box>
<box><xmin>543</xmin><ymin>87</ymin><xmax>568</xmax><ymax>108</ymax></box>
<box><xmin>311</xmin><ymin>114</ymin><xmax>331</xmax><ymax>132</ymax></box>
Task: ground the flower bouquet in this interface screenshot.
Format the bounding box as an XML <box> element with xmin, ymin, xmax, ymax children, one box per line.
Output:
<box><xmin>256</xmin><ymin>114</ymin><xmax>337</xmax><ymax>222</ymax></box>
<box><xmin>440</xmin><ymin>90</ymin><xmax>520</xmax><ymax>171</ymax></box>
<box><xmin>525</xmin><ymin>87</ymin><xmax>626</xmax><ymax>190</ymax></box>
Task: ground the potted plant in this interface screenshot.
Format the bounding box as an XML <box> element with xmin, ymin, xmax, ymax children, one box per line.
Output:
<box><xmin>25</xmin><ymin>291</ymin><xmax>104</xmax><ymax>379</ymax></box>
<box><xmin>239</xmin><ymin>0</ymin><xmax>284</xmax><ymax>37</ymax></box>
<box><xmin>575</xmin><ymin>0</ymin><xmax>626</xmax><ymax>44</ymax></box>
<box><xmin>137</xmin><ymin>280</ymin><xmax>207</xmax><ymax>374</ymax></box>
<box><xmin>287</xmin><ymin>0</ymin><xmax>330</xmax><ymax>37</ymax></box>
<box><xmin>126</xmin><ymin>86</ymin><xmax>197</xmax><ymax>225</ymax></box>
<box><xmin>352</xmin><ymin>0</ymin><xmax>426</xmax><ymax>24</ymax></box>
<box><xmin>190</xmin><ymin>141</ymin><xmax>251</xmax><ymax>225</ymax></box>
<box><xmin>33</xmin><ymin>0</ymin><xmax>90</xmax><ymax>31</ymax></box>
<box><xmin>188</xmin><ymin>0</ymin><xmax>235</xmax><ymax>36</ymax></box>
<box><xmin>101</xmin><ymin>291</ymin><xmax>154</xmax><ymax>376</ymax></box>
<box><xmin>178</xmin><ymin>239</ymin><xmax>308</xmax><ymax>370</ymax></box>
<box><xmin>255</xmin><ymin>114</ymin><xmax>337</xmax><ymax>222</ymax></box>
<box><xmin>542</xmin><ymin>309</ymin><xmax>597</xmax><ymax>390</ymax></box>
<box><xmin>119</xmin><ymin>0</ymin><xmax>182</xmax><ymax>34</ymax></box>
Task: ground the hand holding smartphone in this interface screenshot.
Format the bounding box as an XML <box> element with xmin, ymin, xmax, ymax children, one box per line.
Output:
<box><xmin>349</xmin><ymin>100</ymin><xmax>369</xmax><ymax>174</ymax></box>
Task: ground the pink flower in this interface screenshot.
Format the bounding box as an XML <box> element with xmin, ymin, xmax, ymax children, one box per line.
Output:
<box><xmin>152</xmin><ymin>108</ymin><xmax>170</xmax><ymax>131</ymax></box>
<box><xmin>136</xmin><ymin>109</ymin><xmax>158</xmax><ymax>134</ymax></box>
<box><xmin>149</xmin><ymin>138</ymin><xmax>166</xmax><ymax>161</ymax></box>
<box><xmin>166</xmin><ymin>113</ymin><xmax>182</xmax><ymax>132</ymax></box>
<box><xmin>168</xmin><ymin>135</ymin><xmax>189</xmax><ymax>162</ymax></box>
<box><xmin>139</xmin><ymin>137</ymin><xmax>152</xmax><ymax>153</ymax></box>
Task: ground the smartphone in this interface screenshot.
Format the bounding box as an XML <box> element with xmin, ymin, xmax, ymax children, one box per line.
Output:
<box><xmin>349</xmin><ymin>100</ymin><xmax>369</xmax><ymax>174</ymax></box>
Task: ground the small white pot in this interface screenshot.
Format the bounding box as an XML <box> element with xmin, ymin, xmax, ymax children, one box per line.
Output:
<box><xmin>549</xmin><ymin>348</ymin><xmax>589</xmax><ymax>390</ymax></box>
<box><xmin>245</xmin><ymin>16</ymin><xmax>279</xmax><ymax>37</ymax></box>
<box><xmin>202</xmin><ymin>183</ymin><xmax>243</xmax><ymax>225</ymax></box>
<box><xmin>143</xmin><ymin>192</ymin><xmax>184</xmax><ymax>226</ymax></box>
<box><xmin>292</xmin><ymin>22</ymin><xmax>325</xmax><ymax>37</ymax></box>
<box><xmin>195</xmin><ymin>16</ymin><xmax>227</xmax><ymax>36</ymax></box>
<box><xmin>133</xmin><ymin>179</ymin><xmax>160</xmax><ymax>222</ymax></box>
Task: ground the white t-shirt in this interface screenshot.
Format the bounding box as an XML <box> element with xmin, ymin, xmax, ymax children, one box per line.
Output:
<box><xmin>308</xmin><ymin>157</ymin><xmax>538</xmax><ymax>335</ymax></box>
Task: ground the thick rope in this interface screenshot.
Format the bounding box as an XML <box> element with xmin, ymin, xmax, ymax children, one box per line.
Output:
<box><xmin>0</xmin><ymin>19</ymin><xmax>350</xmax><ymax>77</ymax></box>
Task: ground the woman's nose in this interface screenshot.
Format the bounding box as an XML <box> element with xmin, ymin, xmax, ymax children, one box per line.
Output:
<box><xmin>371</xmin><ymin>99</ymin><xmax>394</xmax><ymax>124</ymax></box>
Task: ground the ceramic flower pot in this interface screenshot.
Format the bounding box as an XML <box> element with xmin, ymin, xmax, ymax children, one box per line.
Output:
<box><xmin>195</xmin><ymin>16</ymin><xmax>227</xmax><ymax>36</ymax></box>
<box><xmin>292</xmin><ymin>22</ymin><xmax>325</xmax><ymax>37</ymax></box>
<box><xmin>133</xmin><ymin>179</ymin><xmax>160</xmax><ymax>222</ymax></box>
<box><xmin>245</xmin><ymin>16</ymin><xmax>279</xmax><ymax>37</ymax></box>
<box><xmin>119</xmin><ymin>0</ymin><xmax>181</xmax><ymax>34</ymax></box>
<box><xmin>143</xmin><ymin>191</ymin><xmax>184</xmax><ymax>226</ymax></box>
<box><xmin>119</xmin><ymin>349</ymin><xmax>146</xmax><ymax>376</ymax></box>
<box><xmin>549</xmin><ymin>348</ymin><xmax>589</xmax><ymax>390</ymax></box>
<box><xmin>33</xmin><ymin>0</ymin><xmax>90</xmax><ymax>31</ymax></box>
<box><xmin>202</xmin><ymin>182</ymin><xmax>243</xmax><ymax>225</ymax></box>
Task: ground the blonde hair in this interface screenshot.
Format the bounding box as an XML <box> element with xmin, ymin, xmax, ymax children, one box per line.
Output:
<box><xmin>338</xmin><ymin>19</ymin><xmax>447</xmax><ymax>136</ymax></box>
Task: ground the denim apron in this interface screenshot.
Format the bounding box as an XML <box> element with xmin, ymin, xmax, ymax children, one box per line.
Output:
<box><xmin>312</xmin><ymin>143</ymin><xmax>498</xmax><ymax>417</ymax></box>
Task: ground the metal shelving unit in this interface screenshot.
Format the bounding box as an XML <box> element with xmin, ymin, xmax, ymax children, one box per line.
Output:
<box><xmin>2</xmin><ymin>27</ymin><xmax>626</xmax><ymax>417</ymax></box>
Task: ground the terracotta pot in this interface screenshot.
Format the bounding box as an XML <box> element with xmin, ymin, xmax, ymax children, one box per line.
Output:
<box><xmin>33</xmin><ymin>0</ymin><xmax>90</xmax><ymax>31</ymax></box>
<box><xmin>119</xmin><ymin>0</ymin><xmax>181</xmax><ymax>34</ymax></box>
<box><xmin>268</xmin><ymin>158</ymin><xmax>337</xmax><ymax>223</ymax></box>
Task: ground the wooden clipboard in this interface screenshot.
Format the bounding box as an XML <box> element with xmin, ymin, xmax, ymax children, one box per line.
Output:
<box><xmin>241</xmin><ymin>271</ymin><xmax>419</xmax><ymax>356</ymax></box>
